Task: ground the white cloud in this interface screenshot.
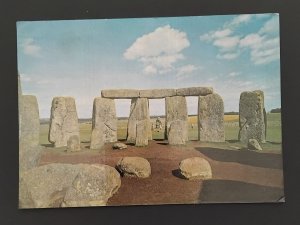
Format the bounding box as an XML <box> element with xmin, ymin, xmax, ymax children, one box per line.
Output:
<box><xmin>143</xmin><ymin>65</ymin><xmax>157</xmax><ymax>75</ymax></box>
<box><xmin>228</xmin><ymin>72</ymin><xmax>241</xmax><ymax>77</ymax></box>
<box><xmin>176</xmin><ymin>64</ymin><xmax>199</xmax><ymax>76</ymax></box>
<box><xmin>239</xmin><ymin>33</ymin><xmax>264</xmax><ymax>47</ymax></box>
<box><xmin>217</xmin><ymin>52</ymin><xmax>240</xmax><ymax>60</ymax></box>
<box><xmin>19</xmin><ymin>73</ymin><xmax>32</xmax><ymax>82</ymax></box>
<box><xmin>124</xmin><ymin>25</ymin><xmax>190</xmax><ymax>74</ymax></box>
<box><xmin>213</xmin><ymin>36</ymin><xmax>240</xmax><ymax>49</ymax></box>
<box><xmin>200</xmin><ymin>14</ymin><xmax>280</xmax><ymax>65</ymax></box>
<box><xmin>259</xmin><ymin>16</ymin><xmax>279</xmax><ymax>34</ymax></box>
<box><xmin>21</xmin><ymin>38</ymin><xmax>41</xmax><ymax>57</ymax></box>
<box><xmin>226</xmin><ymin>14</ymin><xmax>253</xmax><ymax>28</ymax></box>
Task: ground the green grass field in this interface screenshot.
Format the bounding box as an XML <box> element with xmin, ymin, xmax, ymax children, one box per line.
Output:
<box><xmin>40</xmin><ymin>113</ymin><xmax>282</xmax><ymax>147</ymax></box>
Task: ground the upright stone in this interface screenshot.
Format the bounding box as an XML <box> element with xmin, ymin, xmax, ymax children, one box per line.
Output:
<box><xmin>127</xmin><ymin>98</ymin><xmax>150</xmax><ymax>146</ymax></box>
<box><xmin>19</xmin><ymin>95</ymin><xmax>40</xmax><ymax>147</ymax></box>
<box><xmin>198</xmin><ymin>93</ymin><xmax>225</xmax><ymax>142</ymax></box>
<box><xmin>239</xmin><ymin>90</ymin><xmax>266</xmax><ymax>143</ymax></box>
<box><xmin>165</xmin><ymin>96</ymin><xmax>188</xmax><ymax>145</ymax></box>
<box><xmin>91</xmin><ymin>97</ymin><xmax>117</xmax><ymax>144</ymax></box>
<box><xmin>49</xmin><ymin>97</ymin><xmax>80</xmax><ymax>147</ymax></box>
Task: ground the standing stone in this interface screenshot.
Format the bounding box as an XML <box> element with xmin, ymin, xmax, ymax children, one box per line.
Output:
<box><xmin>91</xmin><ymin>97</ymin><xmax>117</xmax><ymax>143</ymax></box>
<box><xmin>165</xmin><ymin>96</ymin><xmax>188</xmax><ymax>145</ymax></box>
<box><xmin>19</xmin><ymin>95</ymin><xmax>40</xmax><ymax>147</ymax></box>
<box><xmin>90</xmin><ymin>128</ymin><xmax>104</xmax><ymax>149</ymax></box>
<box><xmin>239</xmin><ymin>90</ymin><xmax>266</xmax><ymax>143</ymax></box>
<box><xmin>198</xmin><ymin>93</ymin><xmax>225</xmax><ymax>142</ymax></box>
<box><xmin>49</xmin><ymin>97</ymin><xmax>80</xmax><ymax>147</ymax></box>
<box><xmin>127</xmin><ymin>98</ymin><xmax>151</xmax><ymax>146</ymax></box>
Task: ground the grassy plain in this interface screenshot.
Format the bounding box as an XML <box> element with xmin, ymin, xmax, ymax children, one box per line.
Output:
<box><xmin>40</xmin><ymin>113</ymin><xmax>282</xmax><ymax>149</ymax></box>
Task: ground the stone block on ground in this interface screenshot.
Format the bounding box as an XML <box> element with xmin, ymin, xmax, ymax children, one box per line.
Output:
<box><xmin>67</xmin><ymin>135</ymin><xmax>81</xmax><ymax>152</ymax></box>
<box><xmin>19</xmin><ymin>163</ymin><xmax>121</xmax><ymax>208</ymax></box>
<box><xmin>248</xmin><ymin>139</ymin><xmax>263</xmax><ymax>151</ymax></box>
<box><xmin>179</xmin><ymin>157</ymin><xmax>212</xmax><ymax>180</ymax></box>
<box><xmin>116</xmin><ymin>157</ymin><xmax>151</xmax><ymax>178</ymax></box>
<box><xmin>112</xmin><ymin>143</ymin><xmax>127</xmax><ymax>150</ymax></box>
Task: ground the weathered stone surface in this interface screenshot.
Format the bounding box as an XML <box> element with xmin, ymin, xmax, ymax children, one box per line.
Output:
<box><xmin>179</xmin><ymin>157</ymin><xmax>212</xmax><ymax>180</ymax></box>
<box><xmin>112</xmin><ymin>143</ymin><xmax>127</xmax><ymax>150</ymax></box>
<box><xmin>101</xmin><ymin>89</ymin><xmax>139</xmax><ymax>99</ymax></box>
<box><xmin>165</xmin><ymin>96</ymin><xmax>188</xmax><ymax>144</ymax></box>
<box><xmin>198</xmin><ymin>93</ymin><xmax>225</xmax><ymax>142</ymax></box>
<box><xmin>49</xmin><ymin>97</ymin><xmax>80</xmax><ymax>147</ymax></box>
<box><xmin>248</xmin><ymin>139</ymin><xmax>263</xmax><ymax>151</ymax></box>
<box><xmin>91</xmin><ymin>97</ymin><xmax>117</xmax><ymax>143</ymax></box>
<box><xmin>176</xmin><ymin>87</ymin><xmax>213</xmax><ymax>96</ymax></box>
<box><xmin>139</xmin><ymin>89</ymin><xmax>176</xmax><ymax>98</ymax></box>
<box><xmin>239</xmin><ymin>90</ymin><xmax>266</xmax><ymax>143</ymax></box>
<box><xmin>90</xmin><ymin>128</ymin><xmax>104</xmax><ymax>149</ymax></box>
<box><xmin>62</xmin><ymin>164</ymin><xmax>121</xmax><ymax>207</ymax></box>
<box><xmin>19</xmin><ymin>145</ymin><xmax>43</xmax><ymax>172</ymax></box>
<box><xmin>117</xmin><ymin>157</ymin><xmax>151</xmax><ymax>178</ymax></box>
<box><xmin>168</xmin><ymin>120</ymin><xmax>188</xmax><ymax>145</ymax></box>
<box><xmin>19</xmin><ymin>95</ymin><xmax>40</xmax><ymax>147</ymax></box>
<box><xmin>19</xmin><ymin>163</ymin><xmax>121</xmax><ymax>208</ymax></box>
<box><xmin>127</xmin><ymin>98</ymin><xmax>151</xmax><ymax>145</ymax></box>
<box><xmin>67</xmin><ymin>135</ymin><xmax>81</xmax><ymax>152</ymax></box>
<box><xmin>136</xmin><ymin>120</ymin><xmax>149</xmax><ymax>147</ymax></box>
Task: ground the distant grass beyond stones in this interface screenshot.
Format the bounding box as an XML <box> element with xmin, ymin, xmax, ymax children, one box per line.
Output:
<box><xmin>39</xmin><ymin>113</ymin><xmax>282</xmax><ymax>152</ymax></box>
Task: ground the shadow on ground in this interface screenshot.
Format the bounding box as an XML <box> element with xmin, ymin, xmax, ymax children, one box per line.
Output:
<box><xmin>199</xmin><ymin>179</ymin><xmax>284</xmax><ymax>203</ymax></box>
<box><xmin>196</xmin><ymin>147</ymin><xmax>282</xmax><ymax>169</ymax></box>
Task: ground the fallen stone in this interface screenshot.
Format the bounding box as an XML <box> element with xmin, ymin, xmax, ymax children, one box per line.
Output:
<box><xmin>239</xmin><ymin>90</ymin><xmax>266</xmax><ymax>143</ymax></box>
<box><xmin>117</xmin><ymin>157</ymin><xmax>151</xmax><ymax>178</ymax></box>
<box><xmin>139</xmin><ymin>89</ymin><xmax>176</xmax><ymax>98</ymax></box>
<box><xmin>112</xmin><ymin>143</ymin><xmax>127</xmax><ymax>150</ymax></box>
<box><xmin>48</xmin><ymin>97</ymin><xmax>80</xmax><ymax>147</ymax></box>
<box><xmin>248</xmin><ymin>139</ymin><xmax>263</xmax><ymax>151</ymax></box>
<box><xmin>91</xmin><ymin>97</ymin><xmax>117</xmax><ymax>143</ymax></box>
<box><xmin>198</xmin><ymin>93</ymin><xmax>225</xmax><ymax>142</ymax></box>
<box><xmin>19</xmin><ymin>95</ymin><xmax>40</xmax><ymax>147</ymax></box>
<box><xmin>101</xmin><ymin>89</ymin><xmax>139</xmax><ymax>99</ymax></box>
<box><xmin>127</xmin><ymin>98</ymin><xmax>151</xmax><ymax>145</ymax></box>
<box><xmin>165</xmin><ymin>96</ymin><xmax>188</xmax><ymax>144</ymax></box>
<box><xmin>19</xmin><ymin>163</ymin><xmax>121</xmax><ymax>208</ymax></box>
<box><xmin>179</xmin><ymin>157</ymin><xmax>212</xmax><ymax>180</ymax></box>
<box><xmin>176</xmin><ymin>87</ymin><xmax>213</xmax><ymax>96</ymax></box>
<box><xmin>62</xmin><ymin>164</ymin><xmax>121</xmax><ymax>207</ymax></box>
<box><xmin>67</xmin><ymin>135</ymin><xmax>81</xmax><ymax>152</ymax></box>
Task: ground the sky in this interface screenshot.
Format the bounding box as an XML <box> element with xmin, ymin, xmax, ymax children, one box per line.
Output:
<box><xmin>17</xmin><ymin>13</ymin><xmax>281</xmax><ymax>118</ymax></box>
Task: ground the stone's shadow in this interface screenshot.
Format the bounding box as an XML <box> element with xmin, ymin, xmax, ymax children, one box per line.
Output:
<box><xmin>266</xmin><ymin>141</ymin><xmax>282</xmax><ymax>145</ymax></box>
<box><xmin>196</xmin><ymin>147</ymin><xmax>282</xmax><ymax>169</ymax></box>
<box><xmin>171</xmin><ymin>169</ymin><xmax>186</xmax><ymax>179</ymax></box>
<box><xmin>199</xmin><ymin>179</ymin><xmax>284</xmax><ymax>203</ymax></box>
<box><xmin>126</xmin><ymin>143</ymin><xmax>135</xmax><ymax>146</ymax></box>
<box><xmin>117</xmin><ymin>139</ymin><xmax>127</xmax><ymax>142</ymax></box>
<box><xmin>156</xmin><ymin>142</ymin><xmax>169</xmax><ymax>145</ymax></box>
<box><xmin>227</xmin><ymin>139</ymin><xmax>240</xmax><ymax>143</ymax></box>
<box><xmin>41</xmin><ymin>143</ymin><xmax>53</xmax><ymax>147</ymax></box>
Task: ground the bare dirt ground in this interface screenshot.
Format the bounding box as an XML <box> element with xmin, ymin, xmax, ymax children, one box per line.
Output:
<box><xmin>39</xmin><ymin>140</ymin><xmax>284</xmax><ymax>205</ymax></box>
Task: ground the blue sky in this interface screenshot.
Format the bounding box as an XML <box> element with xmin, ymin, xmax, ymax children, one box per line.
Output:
<box><xmin>17</xmin><ymin>13</ymin><xmax>281</xmax><ymax>118</ymax></box>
